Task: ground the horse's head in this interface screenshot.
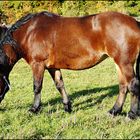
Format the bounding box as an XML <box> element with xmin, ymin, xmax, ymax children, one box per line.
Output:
<box><xmin>0</xmin><ymin>25</ymin><xmax>11</xmax><ymax>102</ymax></box>
<box><xmin>0</xmin><ymin>49</ymin><xmax>11</xmax><ymax>102</ymax></box>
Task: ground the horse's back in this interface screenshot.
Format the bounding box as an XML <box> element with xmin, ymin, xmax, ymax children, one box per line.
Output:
<box><xmin>98</xmin><ymin>12</ymin><xmax>140</xmax><ymax>63</ymax></box>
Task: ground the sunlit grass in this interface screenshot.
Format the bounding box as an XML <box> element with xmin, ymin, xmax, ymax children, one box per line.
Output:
<box><xmin>0</xmin><ymin>58</ymin><xmax>140</xmax><ymax>139</ymax></box>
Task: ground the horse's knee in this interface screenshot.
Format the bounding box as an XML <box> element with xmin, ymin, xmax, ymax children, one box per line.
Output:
<box><xmin>34</xmin><ymin>81</ymin><xmax>42</xmax><ymax>94</ymax></box>
<box><xmin>128</xmin><ymin>77</ymin><xmax>140</xmax><ymax>96</ymax></box>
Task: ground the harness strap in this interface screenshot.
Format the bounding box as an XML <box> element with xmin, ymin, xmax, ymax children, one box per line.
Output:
<box><xmin>3</xmin><ymin>76</ymin><xmax>11</xmax><ymax>90</ymax></box>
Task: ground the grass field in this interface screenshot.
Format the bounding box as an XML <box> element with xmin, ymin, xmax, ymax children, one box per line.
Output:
<box><xmin>0</xmin><ymin>58</ymin><xmax>140</xmax><ymax>139</ymax></box>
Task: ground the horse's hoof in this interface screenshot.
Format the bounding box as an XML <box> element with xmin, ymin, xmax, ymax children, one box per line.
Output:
<box><xmin>64</xmin><ymin>101</ymin><xmax>72</xmax><ymax>113</ymax></box>
<box><xmin>107</xmin><ymin>111</ymin><xmax>115</xmax><ymax>118</ymax></box>
<box><xmin>29</xmin><ymin>106</ymin><xmax>41</xmax><ymax>113</ymax></box>
<box><xmin>108</xmin><ymin>108</ymin><xmax>117</xmax><ymax>116</ymax></box>
<box><xmin>127</xmin><ymin>111</ymin><xmax>138</xmax><ymax>120</ymax></box>
<box><xmin>137</xmin><ymin>110</ymin><xmax>140</xmax><ymax>116</ymax></box>
<box><xmin>108</xmin><ymin>106</ymin><xmax>122</xmax><ymax>116</ymax></box>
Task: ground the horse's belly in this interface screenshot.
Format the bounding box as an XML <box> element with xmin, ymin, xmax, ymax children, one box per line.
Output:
<box><xmin>63</xmin><ymin>56</ymin><xmax>102</xmax><ymax>70</ymax></box>
<box><xmin>47</xmin><ymin>53</ymin><xmax>107</xmax><ymax>70</ymax></box>
<box><xmin>45</xmin><ymin>36</ymin><xmax>107</xmax><ymax>70</ymax></box>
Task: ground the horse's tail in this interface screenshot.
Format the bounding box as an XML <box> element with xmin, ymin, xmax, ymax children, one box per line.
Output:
<box><xmin>136</xmin><ymin>53</ymin><xmax>140</xmax><ymax>80</ymax></box>
<box><xmin>136</xmin><ymin>21</ymin><xmax>140</xmax><ymax>80</ymax></box>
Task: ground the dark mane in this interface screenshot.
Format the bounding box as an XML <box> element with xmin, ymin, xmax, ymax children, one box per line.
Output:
<box><xmin>9</xmin><ymin>13</ymin><xmax>35</xmax><ymax>33</ymax></box>
<box><xmin>0</xmin><ymin>11</ymin><xmax>59</xmax><ymax>49</ymax></box>
<box><xmin>8</xmin><ymin>11</ymin><xmax>58</xmax><ymax>33</ymax></box>
<box><xmin>0</xmin><ymin>13</ymin><xmax>36</xmax><ymax>49</ymax></box>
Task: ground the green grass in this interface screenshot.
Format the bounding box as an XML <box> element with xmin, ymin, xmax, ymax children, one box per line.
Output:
<box><xmin>0</xmin><ymin>58</ymin><xmax>140</xmax><ymax>139</ymax></box>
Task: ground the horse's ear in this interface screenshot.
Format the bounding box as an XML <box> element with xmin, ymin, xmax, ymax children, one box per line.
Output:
<box><xmin>0</xmin><ymin>23</ymin><xmax>6</xmax><ymax>28</ymax></box>
<box><xmin>2</xmin><ymin>23</ymin><xmax>6</xmax><ymax>26</ymax></box>
<box><xmin>0</xmin><ymin>23</ymin><xmax>9</xmax><ymax>33</ymax></box>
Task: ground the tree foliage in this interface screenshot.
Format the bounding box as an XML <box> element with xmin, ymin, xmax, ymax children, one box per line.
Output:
<box><xmin>0</xmin><ymin>1</ymin><xmax>140</xmax><ymax>24</ymax></box>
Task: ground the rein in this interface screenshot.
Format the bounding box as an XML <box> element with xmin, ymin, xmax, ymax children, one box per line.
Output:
<box><xmin>3</xmin><ymin>76</ymin><xmax>11</xmax><ymax>90</ymax></box>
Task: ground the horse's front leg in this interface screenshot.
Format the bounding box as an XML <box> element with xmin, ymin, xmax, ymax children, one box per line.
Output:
<box><xmin>48</xmin><ymin>68</ymin><xmax>72</xmax><ymax>113</ymax></box>
<box><xmin>29</xmin><ymin>62</ymin><xmax>45</xmax><ymax>113</ymax></box>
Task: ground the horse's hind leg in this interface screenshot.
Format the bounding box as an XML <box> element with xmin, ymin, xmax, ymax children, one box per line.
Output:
<box><xmin>109</xmin><ymin>61</ymin><xmax>140</xmax><ymax>119</ymax></box>
<box><xmin>128</xmin><ymin>77</ymin><xmax>140</xmax><ymax>119</ymax></box>
<box><xmin>48</xmin><ymin>68</ymin><xmax>72</xmax><ymax>113</ymax></box>
<box><xmin>127</xmin><ymin>53</ymin><xmax>140</xmax><ymax>119</ymax></box>
<box><xmin>109</xmin><ymin>64</ymin><xmax>129</xmax><ymax>116</ymax></box>
<box><xmin>29</xmin><ymin>62</ymin><xmax>45</xmax><ymax>113</ymax></box>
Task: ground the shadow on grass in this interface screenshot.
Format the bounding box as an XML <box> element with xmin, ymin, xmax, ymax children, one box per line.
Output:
<box><xmin>0</xmin><ymin>85</ymin><xmax>119</xmax><ymax>114</ymax></box>
<box><xmin>73</xmin><ymin>85</ymin><xmax>119</xmax><ymax>111</ymax></box>
<box><xmin>0</xmin><ymin>108</ymin><xmax>6</xmax><ymax>112</ymax></box>
<box><xmin>45</xmin><ymin>84</ymin><xmax>119</xmax><ymax>111</ymax></box>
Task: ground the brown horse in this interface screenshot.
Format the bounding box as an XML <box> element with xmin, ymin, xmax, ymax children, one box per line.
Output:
<box><xmin>0</xmin><ymin>11</ymin><xmax>140</xmax><ymax>119</ymax></box>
